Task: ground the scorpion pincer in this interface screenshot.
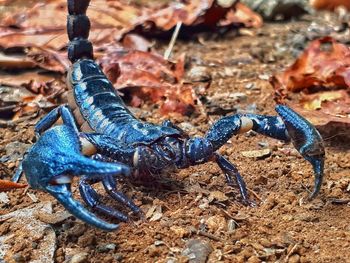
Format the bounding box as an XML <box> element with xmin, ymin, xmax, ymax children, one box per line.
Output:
<box><xmin>15</xmin><ymin>0</ymin><xmax>325</xmax><ymax>230</ymax></box>
<box><xmin>13</xmin><ymin>106</ymin><xmax>131</xmax><ymax>231</ymax></box>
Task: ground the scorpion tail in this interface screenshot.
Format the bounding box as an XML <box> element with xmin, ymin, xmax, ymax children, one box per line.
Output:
<box><xmin>45</xmin><ymin>184</ymin><xmax>119</xmax><ymax>231</ymax></box>
<box><xmin>67</xmin><ymin>0</ymin><xmax>93</xmax><ymax>62</ymax></box>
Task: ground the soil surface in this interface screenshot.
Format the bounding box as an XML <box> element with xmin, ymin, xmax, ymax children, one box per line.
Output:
<box><xmin>1</xmin><ymin>13</ymin><xmax>350</xmax><ymax>263</ymax></box>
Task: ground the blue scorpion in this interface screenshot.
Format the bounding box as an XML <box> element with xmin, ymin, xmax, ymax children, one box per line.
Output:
<box><xmin>14</xmin><ymin>0</ymin><xmax>325</xmax><ymax>231</ymax></box>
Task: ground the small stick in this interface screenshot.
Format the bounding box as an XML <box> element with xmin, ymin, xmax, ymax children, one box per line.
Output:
<box><xmin>197</xmin><ymin>230</ymin><xmax>221</xmax><ymax>241</ymax></box>
<box><xmin>247</xmin><ymin>187</ymin><xmax>262</xmax><ymax>202</ymax></box>
<box><xmin>285</xmin><ymin>243</ymin><xmax>299</xmax><ymax>262</ymax></box>
<box><xmin>164</xmin><ymin>22</ymin><xmax>182</xmax><ymax>60</ymax></box>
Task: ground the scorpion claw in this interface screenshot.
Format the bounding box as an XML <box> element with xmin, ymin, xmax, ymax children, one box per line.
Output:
<box><xmin>275</xmin><ymin>105</ymin><xmax>325</xmax><ymax>198</ymax></box>
<box><xmin>46</xmin><ymin>184</ymin><xmax>119</xmax><ymax>231</ymax></box>
<box><xmin>21</xmin><ymin>125</ymin><xmax>132</xmax><ymax>231</ymax></box>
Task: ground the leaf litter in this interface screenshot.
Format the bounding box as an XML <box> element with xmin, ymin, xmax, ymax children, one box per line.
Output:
<box><xmin>0</xmin><ymin>0</ymin><xmax>262</xmax><ymax>116</ymax></box>
<box><xmin>271</xmin><ymin>36</ymin><xmax>350</xmax><ymax>137</ymax></box>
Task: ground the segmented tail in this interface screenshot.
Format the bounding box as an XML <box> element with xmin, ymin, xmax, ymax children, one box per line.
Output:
<box><xmin>67</xmin><ymin>0</ymin><xmax>93</xmax><ymax>62</ymax></box>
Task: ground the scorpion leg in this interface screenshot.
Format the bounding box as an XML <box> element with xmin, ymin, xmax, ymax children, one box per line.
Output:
<box><xmin>79</xmin><ymin>175</ymin><xmax>129</xmax><ymax>222</ymax></box>
<box><xmin>101</xmin><ymin>174</ymin><xmax>142</xmax><ymax>215</ymax></box>
<box><xmin>35</xmin><ymin>104</ymin><xmax>78</xmax><ymax>137</ymax></box>
<box><xmin>214</xmin><ymin>153</ymin><xmax>250</xmax><ymax>204</ymax></box>
<box><xmin>79</xmin><ymin>134</ymin><xmax>142</xmax><ymax>215</ymax></box>
<box><xmin>205</xmin><ymin>104</ymin><xmax>325</xmax><ymax>199</ymax></box>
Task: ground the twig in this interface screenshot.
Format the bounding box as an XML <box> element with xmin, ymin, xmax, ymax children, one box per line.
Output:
<box><xmin>164</xmin><ymin>22</ymin><xmax>182</xmax><ymax>60</ymax></box>
<box><xmin>328</xmin><ymin>198</ymin><xmax>350</xmax><ymax>205</ymax></box>
<box><xmin>197</xmin><ymin>230</ymin><xmax>221</xmax><ymax>241</ymax></box>
<box><xmin>247</xmin><ymin>187</ymin><xmax>262</xmax><ymax>202</ymax></box>
<box><xmin>285</xmin><ymin>243</ymin><xmax>299</xmax><ymax>262</ymax></box>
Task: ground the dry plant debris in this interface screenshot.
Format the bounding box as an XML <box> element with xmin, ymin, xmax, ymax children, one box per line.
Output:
<box><xmin>0</xmin><ymin>179</ymin><xmax>26</xmax><ymax>192</ymax></box>
<box><xmin>99</xmin><ymin>48</ymin><xmax>197</xmax><ymax>115</ymax></box>
<box><xmin>271</xmin><ymin>37</ymin><xmax>350</xmax><ymax>128</ymax></box>
<box><xmin>0</xmin><ymin>0</ymin><xmax>261</xmax><ymax>50</ymax></box>
<box><xmin>0</xmin><ymin>0</ymin><xmax>261</xmax><ymax>116</ymax></box>
<box><xmin>310</xmin><ymin>0</ymin><xmax>350</xmax><ymax>11</ymax></box>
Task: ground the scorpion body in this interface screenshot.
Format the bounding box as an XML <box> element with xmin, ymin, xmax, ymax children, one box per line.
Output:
<box><xmin>17</xmin><ymin>0</ymin><xmax>326</xmax><ymax>230</ymax></box>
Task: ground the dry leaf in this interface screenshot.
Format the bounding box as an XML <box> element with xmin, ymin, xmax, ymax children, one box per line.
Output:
<box><xmin>310</xmin><ymin>0</ymin><xmax>350</xmax><ymax>11</ymax></box>
<box><xmin>99</xmin><ymin>48</ymin><xmax>198</xmax><ymax>115</ymax></box>
<box><xmin>271</xmin><ymin>37</ymin><xmax>350</xmax><ymax>133</ymax></box>
<box><xmin>0</xmin><ymin>179</ymin><xmax>26</xmax><ymax>192</ymax></box>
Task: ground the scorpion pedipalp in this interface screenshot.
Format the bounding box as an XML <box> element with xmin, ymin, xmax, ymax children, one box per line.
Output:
<box><xmin>204</xmin><ymin>105</ymin><xmax>325</xmax><ymax>200</ymax></box>
<box><xmin>14</xmin><ymin>106</ymin><xmax>132</xmax><ymax>231</ymax></box>
<box><xmin>275</xmin><ymin>105</ymin><xmax>325</xmax><ymax>199</ymax></box>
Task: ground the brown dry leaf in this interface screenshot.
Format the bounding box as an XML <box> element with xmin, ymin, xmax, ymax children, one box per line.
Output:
<box><xmin>1</xmin><ymin>71</ymin><xmax>63</xmax><ymax>120</ymax></box>
<box><xmin>0</xmin><ymin>179</ymin><xmax>26</xmax><ymax>192</ymax></box>
<box><xmin>0</xmin><ymin>0</ymin><xmax>259</xmax><ymax>115</ymax></box>
<box><xmin>122</xmin><ymin>34</ymin><xmax>152</xmax><ymax>52</ymax></box>
<box><xmin>99</xmin><ymin>48</ymin><xmax>198</xmax><ymax>115</ymax></box>
<box><xmin>310</xmin><ymin>0</ymin><xmax>350</xmax><ymax>11</ymax></box>
<box><xmin>220</xmin><ymin>2</ymin><xmax>263</xmax><ymax>28</ymax></box>
<box><xmin>12</xmin><ymin>94</ymin><xmax>57</xmax><ymax>121</ymax></box>
<box><xmin>0</xmin><ymin>53</ymin><xmax>36</xmax><ymax>69</ymax></box>
<box><xmin>271</xmin><ymin>37</ymin><xmax>350</xmax><ymax>130</ymax></box>
<box><xmin>272</xmin><ymin>37</ymin><xmax>350</xmax><ymax>93</ymax></box>
<box><xmin>0</xmin><ymin>71</ymin><xmax>55</xmax><ymax>89</ymax></box>
<box><xmin>0</xmin><ymin>0</ymin><xmax>261</xmax><ymax>51</ymax></box>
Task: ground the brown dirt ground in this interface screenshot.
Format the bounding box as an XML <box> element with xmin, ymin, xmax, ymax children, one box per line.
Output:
<box><xmin>1</xmin><ymin>14</ymin><xmax>350</xmax><ymax>263</ymax></box>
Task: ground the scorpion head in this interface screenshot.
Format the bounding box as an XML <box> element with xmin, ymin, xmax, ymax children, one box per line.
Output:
<box><xmin>132</xmin><ymin>136</ymin><xmax>215</xmax><ymax>175</ymax></box>
<box><xmin>133</xmin><ymin>137</ymin><xmax>182</xmax><ymax>175</ymax></box>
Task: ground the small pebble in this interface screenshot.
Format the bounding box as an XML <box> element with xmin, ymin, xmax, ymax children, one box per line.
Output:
<box><xmin>12</xmin><ymin>253</ymin><xmax>25</xmax><ymax>263</ymax></box>
<box><xmin>171</xmin><ymin>226</ymin><xmax>190</xmax><ymax>238</ymax></box>
<box><xmin>154</xmin><ymin>240</ymin><xmax>165</xmax><ymax>246</ymax></box>
<box><xmin>227</xmin><ymin>219</ymin><xmax>236</xmax><ymax>232</ymax></box>
<box><xmin>288</xmin><ymin>254</ymin><xmax>301</xmax><ymax>263</ymax></box>
<box><xmin>206</xmin><ymin>215</ymin><xmax>226</xmax><ymax>233</ymax></box>
<box><xmin>258</xmin><ymin>141</ymin><xmax>269</xmax><ymax>148</ymax></box>
<box><xmin>31</xmin><ymin>241</ymin><xmax>38</xmax><ymax>249</ymax></box>
<box><xmin>0</xmin><ymin>192</ymin><xmax>10</xmax><ymax>204</ymax></box>
<box><xmin>229</xmin><ymin>92</ymin><xmax>247</xmax><ymax>101</ymax></box>
<box><xmin>187</xmin><ymin>66</ymin><xmax>212</xmax><ymax>82</ymax></box>
<box><xmin>68</xmin><ymin>224</ymin><xmax>87</xmax><ymax>237</ymax></box>
<box><xmin>241</xmin><ymin>148</ymin><xmax>271</xmax><ymax>159</ymax></box>
<box><xmin>77</xmin><ymin>233</ymin><xmax>96</xmax><ymax>247</ymax></box>
<box><xmin>182</xmin><ymin>239</ymin><xmax>213</xmax><ymax>263</ymax></box>
<box><xmin>247</xmin><ymin>255</ymin><xmax>261</xmax><ymax>263</ymax></box>
<box><xmin>165</xmin><ymin>257</ymin><xmax>177</xmax><ymax>263</ymax></box>
<box><xmin>115</xmin><ymin>253</ymin><xmax>124</xmax><ymax>261</ymax></box>
<box><xmin>97</xmin><ymin>243</ymin><xmax>117</xmax><ymax>253</ymax></box>
<box><xmin>69</xmin><ymin>252</ymin><xmax>89</xmax><ymax>263</ymax></box>
<box><xmin>208</xmin><ymin>191</ymin><xmax>228</xmax><ymax>202</ymax></box>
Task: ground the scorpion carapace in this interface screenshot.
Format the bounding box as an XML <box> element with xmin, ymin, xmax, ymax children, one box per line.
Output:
<box><xmin>15</xmin><ymin>0</ymin><xmax>325</xmax><ymax>230</ymax></box>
